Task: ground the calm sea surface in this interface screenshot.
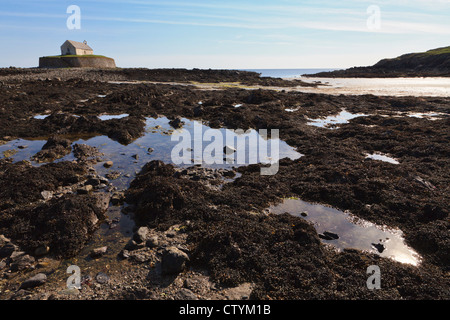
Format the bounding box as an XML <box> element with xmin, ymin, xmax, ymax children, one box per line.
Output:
<box><xmin>240</xmin><ymin>69</ymin><xmax>337</xmax><ymax>78</ymax></box>
<box><xmin>239</xmin><ymin>68</ymin><xmax>450</xmax><ymax>97</ymax></box>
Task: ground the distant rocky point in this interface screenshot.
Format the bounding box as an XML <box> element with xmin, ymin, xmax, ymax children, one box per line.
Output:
<box><xmin>307</xmin><ymin>46</ymin><xmax>450</xmax><ymax>78</ymax></box>
<box><xmin>39</xmin><ymin>40</ymin><xmax>116</xmax><ymax>69</ymax></box>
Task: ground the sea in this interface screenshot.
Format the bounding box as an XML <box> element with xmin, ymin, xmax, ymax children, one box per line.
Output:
<box><xmin>240</xmin><ymin>68</ymin><xmax>336</xmax><ymax>78</ymax></box>
<box><xmin>239</xmin><ymin>68</ymin><xmax>450</xmax><ymax>97</ymax></box>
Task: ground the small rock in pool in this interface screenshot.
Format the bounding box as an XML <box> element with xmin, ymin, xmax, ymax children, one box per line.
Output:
<box><xmin>224</xmin><ymin>145</ymin><xmax>237</xmax><ymax>155</ymax></box>
<box><xmin>372</xmin><ymin>243</ymin><xmax>385</xmax><ymax>253</ymax></box>
<box><xmin>169</xmin><ymin>117</ymin><xmax>184</xmax><ymax>129</ymax></box>
<box><xmin>319</xmin><ymin>231</ymin><xmax>339</xmax><ymax>241</ymax></box>
<box><xmin>103</xmin><ymin>161</ymin><xmax>113</xmax><ymax>168</ymax></box>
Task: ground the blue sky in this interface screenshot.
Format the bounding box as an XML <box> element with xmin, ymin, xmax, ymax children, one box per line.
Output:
<box><xmin>1</xmin><ymin>0</ymin><xmax>449</xmax><ymax>68</ymax></box>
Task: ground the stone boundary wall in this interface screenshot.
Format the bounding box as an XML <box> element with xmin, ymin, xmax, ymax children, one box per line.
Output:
<box><xmin>39</xmin><ymin>56</ymin><xmax>116</xmax><ymax>68</ymax></box>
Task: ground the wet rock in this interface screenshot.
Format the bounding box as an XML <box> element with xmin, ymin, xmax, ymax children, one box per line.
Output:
<box><xmin>132</xmin><ymin>154</ymin><xmax>139</xmax><ymax>160</ymax></box>
<box><xmin>86</xmin><ymin>178</ymin><xmax>101</xmax><ymax>186</ymax></box>
<box><xmin>146</xmin><ymin>235</ymin><xmax>159</xmax><ymax>248</ymax></box>
<box><xmin>174</xmin><ymin>288</ymin><xmax>198</xmax><ymax>300</ymax></box>
<box><xmin>106</xmin><ymin>171</ymin><xmax>121</xmax><ymax>180</ymax></box>
<box><xmin>193</xmin><ymin>105</ymin><xmax>203</xmax><ymax>117</ymax></box>
<box><xmin>224</xmin><ymin>145</ymin><xmax>236</xmax><ymax>155</ymax></box>
<box><xmin>147</xmin><ymin>148</ymin><xmax>154</xmax><ymax>154</ymax></box>
<box><xmin>319</xmin><ymin>232</ymin><xmax>339</xmax><ymax>241</ymax></box>
<box><xmin>125</xmin><ymin>239</ymin><xmax>145</xmax><ymax>251</ymax></box>
<box><xmin>169</xmin><ymin>117</ymin><xmax>184</xmax><ymax>129</ymax></box>
<box><xmin>161</xmin><ymin>246</ymin><xmax>189</xmax><ymax>275</ymax></box>
<box><xmin>0</xmin><ymin>243</ymin><xmax>17</xmax><ymax>258</ymax></box>
<box><xmin>0</xmin><ymin>234</ymin><xmax>10</xmax><ymax>246</ymax></box>
<box><xmin>133</xmin><ymin>227</ymin><xmax>150</xmax><ymax>244</ymax></box>
<box><xmin>17</xmin><ymin>145</ymin><xmax>28</xmax><ymax>149</ymax></box>
<box><xmin>91</xmin><ymin>192</ymin><xmax>111</xmax><ymax>213</ymax></box>
<box><xmin>90</xmin><ymin>246</ymin><xmax>108</xmax><ymax>258</ymax></box>
<box><xmin>95</xmin><ymin>272</ymin><xmax>109</xmax><ymax>284</ymax></box>
<box><xmin>111</xmin><ymin>192</ymin><xmax>125</xmax><ymax>205</ymax></box>
<box><xmin>77</xmin><ymin>185</ymin><xmax>93</xmax><ymax>194</ymax></box>
<box><xmin>10</xmin><ymin>254</ymin><xmax>35</xmax><ymax>272</ymax></box>
<box><xmin>32</xmin><ymin>136</ymin><xmax>72</xmax><ymax>163</ymax></box>
<box><xmin>372</xmin><ymin>243</ymin><xmax>385</xmax><ymax>253</ymax></box>
<box><xmin>34</xmin><ymin>245</ymin><xmax>50</xmax><ymax>257</ymax></box>
<box><xmin>104</xmin><ymin>161</ymin><xmax>114</xmax><ymax>168</ymax></box>
<box><xmin>300</xmin><ymin>211</ymin><xmax>308</xmax><ymax>217</ymax></box>
<box><xmin>119</xmin><ymin>249</ymin><xmax>130</xmax><ymax>259</ymax></box>
<box><xmin>73</xmin><ymin>144</ymin><xmax>103</xmax><ymax>163</ymax></box>
<box><xmin>0</xmin><ymin>261</ymin><xmax>6</xmax><ymax>270</ymax></box>
<box><xmin>20</xmin><ymin>273</ymin><xmax>47</xmax><ymax>289</ymax></box>
<box><xmin>41</xmin><ymin>190</ymin><xmax>53</xmax><ymax>201</ymax></box>
<box><xmin>98</xmin><ymin>176</ymin><xmax>109</xmax><ymax>184</ymax></box>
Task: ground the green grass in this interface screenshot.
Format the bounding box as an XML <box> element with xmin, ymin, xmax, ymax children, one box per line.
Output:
<box><xmin>423</xmin><ymin>46</ymin><xmax>450</xmax><ymax>55</ymax></box>
<box><xmin>381</xmin><ymin>46</ymin><xmax>450</xmax><ymax>63</ymax></box>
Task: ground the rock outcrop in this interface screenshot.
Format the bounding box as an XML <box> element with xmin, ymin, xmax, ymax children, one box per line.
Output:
<box><xmin>309</xmin><ymin>46</ymin><xmax>450</xmax><ymax>77</ymax></box>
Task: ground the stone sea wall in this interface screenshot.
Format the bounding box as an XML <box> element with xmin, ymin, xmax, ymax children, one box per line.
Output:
<box><xmin>39</xmin><ymin>56</ymin><xmax>116</xmax><ymax>68</ymax></box>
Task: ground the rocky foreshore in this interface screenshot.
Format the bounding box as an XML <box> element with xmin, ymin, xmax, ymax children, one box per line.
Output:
<box><xmin>0</xmin><ymin>68</ymin><xmax>448</xmax><ymax>300</ymax></box>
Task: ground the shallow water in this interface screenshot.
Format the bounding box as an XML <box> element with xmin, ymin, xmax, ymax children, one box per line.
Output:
<box><xmin>98</xmin><ymin>114</ymin><xmax>130</xmax><ymax>121</ymax></box>
<box><xmin>297</xmin><ymin>77</ymin><xmax>450</xmax><ymax>97</ymax></box>
<box><xmin>269</xmin><ymin>198</ymin><xmax>420</xmax><ymax>266</ymax></box>
<box><xmin>365</xmin><ymin>153</ymin><xmax>400</xmax><ymax>165</ymax></box>
<box><xmin>307</xmin><ymin>109</ymin><xmax>368</xmax><ymax>128</ymax></box>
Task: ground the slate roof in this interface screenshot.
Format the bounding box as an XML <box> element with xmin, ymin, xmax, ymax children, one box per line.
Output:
<box><xmin>63</xmin><ymin>40</ymin><xmax>93</xmax><ymax>50</ymax></box>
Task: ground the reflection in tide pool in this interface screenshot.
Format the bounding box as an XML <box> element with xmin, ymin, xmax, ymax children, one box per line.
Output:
<box><xmin>269</xmin><ymin>198</ymin><xmax>420</xmax><ymax>266</ymax></box>
<box><xmin>98</xmin><ymin>114</ymin><xmax>130</xmax><ymax>121</ymax></box>
<box><xmin>365</xmin><ymin>153</ymin><xmax>400</xmax><ymax>165</ymax></box>
<box><xmin>1</xmin><ymin>116</ymin><xmax>303</xmax><ymax>182</ymax></box>
<box><xmin>307</xmin><ymin>109</ymin><xmax>368</xmax><ymax>128</ymax></box>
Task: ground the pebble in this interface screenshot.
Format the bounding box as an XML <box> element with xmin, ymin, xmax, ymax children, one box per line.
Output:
<box><xmin>20</xmin><ymin>273</ymin><xmax>47</xmax><ymax>289</ymax></box>
<box><xmin>319</xmin><ymin>231</ymin><xmax>339</xmax><ymax>241</ymax></box>
<box><xmin>41</xmin><ymin>190</ymin><xmax>53</xmax><ymax>201</ymax></box>
<box><xmin>0</xmin><ymin>243</ymin><xmax>17</xmax><ymax>258</ymax></box>
<box><xmin>224</xmin><ymin>145</ymin><xmax>237</xmax><ymax>155</ymax></box>
<box><xmin>90</xmin><ymin>246</ymin><xmax>108</xmax><ymax>258</ymax></box>
<box><xmin>34</xmin><ymin>245</ymin><xmax>50</xmax><ymax>257</ymax></box>
<box><xmin>145</xmin><ymin>235</ymin><xmax>159</xmax><ymax>248</ymax></box>
<box><xmin>133</xmin><ymin>227</ymin><xmax>150</xmax><ymax>244</ymax></box>
<box><xmin>77</xmin><ymin>185</ymin><xmax>93</xmax><ymax>194</ymax></box>
<box><xmin>95</xmin><ymin>272</ymin><xmax>110</xmax><ymax>284</ymax></box>
<box><xmin>103</xmin><ymin>161</ymin><xmax>113</xmax><ymax>168</ymax></box>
